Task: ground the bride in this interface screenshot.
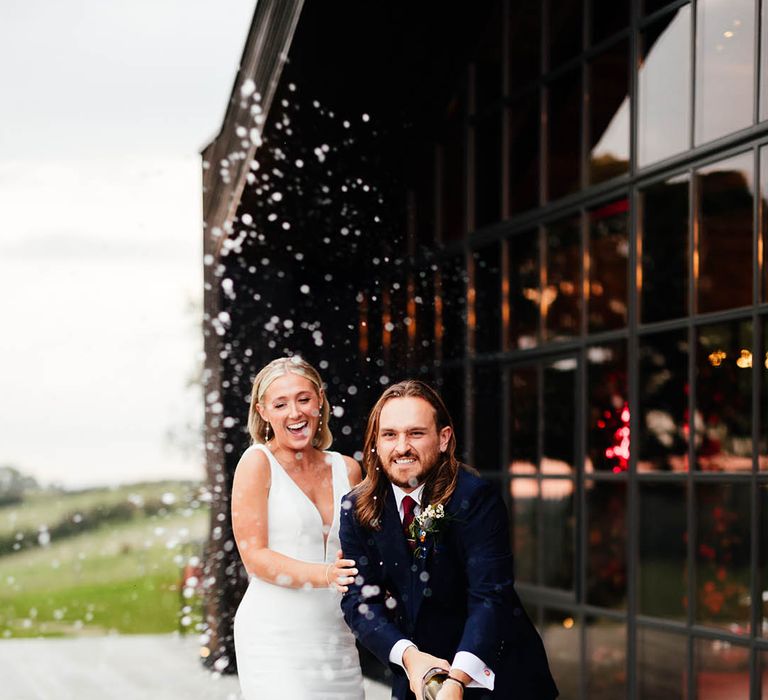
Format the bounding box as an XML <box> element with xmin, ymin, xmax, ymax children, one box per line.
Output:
<box><xmin>232</xmin><ymin>356</ymin><xmax>365</xmax><ymax>699</ymax></box>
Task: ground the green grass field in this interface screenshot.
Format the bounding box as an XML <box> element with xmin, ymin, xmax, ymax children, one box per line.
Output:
<box><xmin>0</xmin><ymin>484</ymin><xmax>209</xmax><ymax>638</ymax></box>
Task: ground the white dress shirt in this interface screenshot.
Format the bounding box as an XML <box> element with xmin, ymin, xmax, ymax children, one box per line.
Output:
<box><xmin>387</xmin><ymin>483</ymin><xmax>495</xmax><ymax>691</ymax></box>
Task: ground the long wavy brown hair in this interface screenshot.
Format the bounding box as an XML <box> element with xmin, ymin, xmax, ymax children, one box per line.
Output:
<box><xmin>354</xmin><ymin>379</ymin><xmax>467</xmax><ymax>530</ymax></box>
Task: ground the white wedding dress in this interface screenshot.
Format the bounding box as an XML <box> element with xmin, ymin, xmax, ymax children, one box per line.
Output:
<box><xmin>234</xmin><ymin>444</ymin><xmax>365</xmax><ymax>700</ymax></box>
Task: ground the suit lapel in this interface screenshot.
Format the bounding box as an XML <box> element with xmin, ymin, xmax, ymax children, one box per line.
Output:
<box><xmin>371</xmin><ymin>488</ymin><xmax>413</xmax><ymax>607</ymax></box>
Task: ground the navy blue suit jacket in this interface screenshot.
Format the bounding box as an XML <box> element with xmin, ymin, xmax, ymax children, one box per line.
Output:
<box><xmin>339</xmin><ymin>469</ymin><xmax>558</xmax><ymax>700</ymax></box>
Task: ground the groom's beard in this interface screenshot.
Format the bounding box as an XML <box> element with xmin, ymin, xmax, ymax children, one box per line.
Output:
<box><xmin>381</xmin><ymin>452</ymin><xmax>437</xmax><ymax>490</ymax></box>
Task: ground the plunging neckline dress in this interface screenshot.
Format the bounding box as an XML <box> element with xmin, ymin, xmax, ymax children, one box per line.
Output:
<box><xmin>233</xmin><ymin>444</ymin><xmax>364</xmax><ymax>699</ymax></box>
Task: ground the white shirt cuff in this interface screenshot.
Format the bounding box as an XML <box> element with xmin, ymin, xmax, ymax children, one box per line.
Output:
<box><xmin>389</xmin><ymin>639</ymin><xmax>417</xmax><ymax>669</ymax></box>
<box><xmin>452</xmin><ymin>651</ymin><xmax>495</xmax><ymax>690</ymax></box>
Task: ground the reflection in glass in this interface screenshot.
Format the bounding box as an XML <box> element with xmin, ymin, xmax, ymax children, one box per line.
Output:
<box><xmin>587</xmin><ymin>481</ymin><xmax>627</xmax><ymax>609</ymax></box>
<box><xmin>590</xmin><ymin>0</ymin><xmax>629</xmax><ymax>46</ymax></box>
<box><xmin>544</xmin><ymin>358</ymin><xmax>577</xmax><ymax>475</ymax></box>
<box><xmin>541</xmin><ymin>609</ymin><xmax>580</xmax><ymax>700</ymax></box>
<box><xmin>439</xmin><ymin>255</ymin><xmax>467</xmax><ymax>361</ymax></box>
<box><xmin>473</xmin><ymin>364</ymin><xmax>502</xmax><ymax>471</ymax></box>
<box><xmin>474</xmin><ymin>111</ymin><xmax>502</xmax><ymax>228</ymax></box>
<box><xmin>696</xmin><ymin>321</ymin><xmax>753</xmax><ymax>472</ymax></box>
<box><xmin>695</xmin><ymin>0</ymin><xmax>755</xmax><ymax>145</ymax></box>
<box><xmin>637</xmin><ymin>627</ymin><xmax>687</xmax><ymax>700</ymax></box>
<box><xmin>547</xmin><ymin>69</ymin><xmax>582</xmax><ymax>200</ymax></box>
<box><xmin>697</xmin><ymin>152</ymin><xmax>754</xmax><ymax>313</ymax></box>
<box><xmin>509</xmin><ymin>365</ymin><xmax>538</xmax><ymax>473</ymax></box>
<box><xmin>761</xmin><ymin>651</ymin><xmax>768</xmax><ymax>697</ymax></box>
<box><xmin>508</xmin><ymin>230</ymin><xmax>539</xmax><ymax>349</ymax></box>
<box><xmin>638</xmin><ymin>7</ymin><xmax>691</xmax><ymax>166</ymax></box>
<box><xmin>508</xmin><ymin>1</ymin><xmax>540</xmax><ymax>87</ymax></box>
<box><xmin>472</xmin><ymin>244</ymin><xmax>502</xmax><ymax>353</ymax></box>
<box><xmin>643</xmin><ymin>0</ymin><xmax>679</xmax><ymax>16</ymax></box>
<box><xmin>639</xmin><ymin>483</ymin><xmax>687</xmax><ymax>619</ymax></box>
<box><xmin>545</xmin><ymin>217</ymin><xmax>581</xmax><ymax>340</ymax></box>
<box><xmin>548</xmin><ymin>0</ymin><xmax>582</xmax><ymax>68</ymax></box>
<box><xmin>694</xmin><ymin>638</ymin><xmax>749</xmax><ymax>699</ymax></box>
<box><xmin>541</xmin><ymin>479</ymin><xmax>575</xmax><ymax>590</ymax></box>
<box><xmin>640</xmin><ymin>175</ymin><xmax>689</xmax><ymax>323</ymax></box>
<box><xmin>510</xmin><ymin>478</ymin><xmax>537</xmax><ymax>583</ymax></box>
<box><xmin>586</xmin><ymin>617</ymin><xmax>626</xmax><ymax>700</ymax></box>
<box><xmin>587</xmin><ymin>342</ymin><xmax>628</xmax><ymax>473</ymax></box>
<box><xmin>696</xmin><ymin>483</ymin><xmax>751</xmax><ymax>633</ymax></box>
<box><xmin>588</xmin><ymin>42</ymin><xmax>629</xmax><ymax>184</ymax></box>
<box><xmin>588</xmin><ymin>200</ymin><xmax>628</xmax><ymax>332</ymax></box>
<box><xmin>508</xmin><ymin>92</ymin><xmax>540</xmax><ymax>216</ymax></box>
<box><xmin>638</xmin><ymin>330</ymin><xmax>689</xmax><ymax>473</ymax></box>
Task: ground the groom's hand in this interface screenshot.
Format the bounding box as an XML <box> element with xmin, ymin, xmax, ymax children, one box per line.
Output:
<box><xmin>330</xmin><ymin>548</ymin><xmax>358</xmax><ymax>592</ymax></box>
<box><xmin>402</xmin><ymin>646</ymin><xmax>450</xmax><ymax>698</ymax></box>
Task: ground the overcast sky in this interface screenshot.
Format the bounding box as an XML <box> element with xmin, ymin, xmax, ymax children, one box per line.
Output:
<box><xmin>0</xmin><ymin>0</ymin><xmax>257</xmax><ymax>488</ymax></box>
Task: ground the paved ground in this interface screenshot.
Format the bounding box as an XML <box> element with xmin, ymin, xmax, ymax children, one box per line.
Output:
<box><xmin>0</xmin><ymin>634</ymin><xmax>391</xmax><ymax>700</ymax></box>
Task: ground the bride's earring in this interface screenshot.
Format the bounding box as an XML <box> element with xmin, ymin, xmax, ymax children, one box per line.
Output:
<box><xmin>264</xmin><ymin>422</ymin><xmax>271</xmax><ymax>441</ymax></box>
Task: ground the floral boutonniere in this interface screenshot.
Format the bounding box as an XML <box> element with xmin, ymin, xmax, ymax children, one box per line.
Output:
<box><xmin>408</xmin><ymin>503</ymin><xmax>452</xmax><ymax>559</ymax></box>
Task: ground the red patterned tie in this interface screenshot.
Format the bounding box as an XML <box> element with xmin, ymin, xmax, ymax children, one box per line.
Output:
<box><xmin>402</xmin><ymin>495</ymin><xmax>417</xmax><ymax>551</ymax></box>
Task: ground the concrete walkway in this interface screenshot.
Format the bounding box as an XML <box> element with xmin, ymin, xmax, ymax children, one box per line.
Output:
<box><xmin>0</xmin><ymin>634</ymin><xmax>391</xmax><ymax>700</ymax></box>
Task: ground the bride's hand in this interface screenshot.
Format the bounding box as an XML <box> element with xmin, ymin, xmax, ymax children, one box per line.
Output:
<box><xmin>327</xmin><ymin>548</ymin><xmax>357</xmax><ymax>592</ymax></box>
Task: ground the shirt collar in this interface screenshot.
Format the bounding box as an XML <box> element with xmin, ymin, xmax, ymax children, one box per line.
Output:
<box><xmin>391</xmin><ymin>482</ymin><xmax>425</xmax><ymax>513</ymax></box>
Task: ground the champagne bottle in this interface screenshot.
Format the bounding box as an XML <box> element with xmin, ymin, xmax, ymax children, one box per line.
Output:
<box><xmin>422</xmin><ymin>667</ymin><xmax>449</xmax><ymax>700</ymax></box>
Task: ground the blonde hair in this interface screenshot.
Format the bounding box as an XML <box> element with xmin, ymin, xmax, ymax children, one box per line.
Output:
<box><xmin>247</xmin><ymin>357</ymin><xmax>332</xmax><ymax>449</ymax></box>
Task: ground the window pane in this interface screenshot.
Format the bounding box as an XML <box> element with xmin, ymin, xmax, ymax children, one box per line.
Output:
<box><xmin>440</xmin><ymin>103</ymin><xmax>466</xmax><ymax>242</ymax></box>
<box><xmin>509</xmin><ymin>365</ymin><xmax>538</xmax><ymax>474</ymax></box>
<box><xmin>762</xmin><ymin>0</ymin><xmax>768</xmax><ymax>121</ymax></box>
<box><xmin>474</xmin><ymin>0</ymin><xmax>503</xmax><ymax>113</ymax></box>
<box><xmin>762</xmin><ymin>147</ymin><xmax>768</xmax><ymax>302</ymax></box>
<box><xmin>695</xmin><ymin>483</ymin><xmax>751</xmax><ymax>632</ymax></box>
<box><xmin>638</xmin><ymin>7</ymin><xmax>691</xmax><ymax>166</ymax></box>
<box><xmin>438</xmin><ymin>366</ymin><xmax>466</xmax><ymax>461</ymax></box>
<box><xmin>544</xmin><ymin>357</ymin><xmax>577</xmax><ymax>476</ymax></box>
<box><xmin>508</xmin><ymin>1</ymin><xmax>541</xmax><ymax>87</ymax></box>
<box><xmin>508</xmin><ymin>229</ymin><xmax>539</xmax><ymax>349</ymax></box>
<box><xmin>545</xmin><ymin>216</ymin><xmax>581</xmax><ymax>340</ymax></box>
<box><xmin>473</xmin><ymin>364</ymin><xmax>502</xmax><ymax>470</ymax></box>
<box><xmin>587</xmin><ymin>481</ymin><xmax>627</xmax><ymax>608</ymax></box>
<box><xmin>694</xmin><ymin>638</ymin><xmax>750</xmax><ymax>699</ymax></box>
<box><xmin>510</xmin><ymin>478</ymin><xmax>538</xmax><ymax>583</ymax></box>
<box><xmin>591</xmin><ymin>0</ymin><xmax>630</xmax><ymax>45</ymax></box>
<box><xmin>473</xmin><ymin>110</ymin><xmax>502</xmax><ymax>228</ymax></box>
<box><xmin>542</xmin><ymin>609</ymin><xmax>580</xmax><ymax>700</ymax></box>
<box><xmin>642</xmin><ymin>0</ymin><xmax>681</xmax><ymax>16</ymax></box>
<box><xmin>696</xmin><ymin>320</ymin><xmax>753</xmax><ymax>472</ymax></box>
<box><xmin>763</xmin><ymin>319</ymin><xmax>768</xmax><ymax>471</ymax></box>
<box><xmin>548</xmin><ymin>0</ymin><xmax>583</xmax><ymax>68</ymax></box>
<box><xmin>697</xmin><ymin>152</ymin><xmax>754</xmax><ymax>313</ymax></box>
<box><xmin>541</xmin><ymin>478</ymin><xmax>575</xmax><ymax>590</ymax></box>
<box><xmin>640</xmin><ymin>174</ymin><xmax>689</xmax><ymax>323</ymax></box>
<box><xmin>508</xmin><ymin>92</ymin><xmax>540</xmax><ymax>215</ymax></box>
<box><xmin>587</xmin><ymin>342</ymin><xmax>629</xmax><ymax>473</ymax></box>
<box><xmin>694</xmin><ymin>0</ymin><xmax>755</xmax><ymax>145</ymax></box>
<box><xmin>638</xmin><ymin>330</ymin><xmax>690</xmax><ymax>473</ymax></box>
<box><xmin>637</xmin><ymin>627</ymin><xmax>687</xmax><ymax>700</ymax></box>
<box><xmin>588</xmin><ymin>199</ymin><xmax>629</xmax><ymax>332</ymax></box>
<box><xmin>588</xmin><ymin>42</ymin><xmax>630</xmax><ymax>184</ymax></box>
<box><xmin>472</xmin><ymin>244</ymin><xmax>502</xmax><ymax>353</ymax></box>
<box><xmin>439</xmin><ymin>255</ymin><xmax>467</xmax><ymax>361</ymax></box>
<box><xmin>547</xmin><ymin>69</ymin><xmax>582</xmax><ymax>200</ymax></box>
<box><xmin>761</xmin><ymin>485</ymin><xmax>768</xmax><ymax>635</ymax></box>
<box><xmin>761</xmin><ymin>651</ymin><xmax>768</xmax><ymax>698</ymax></box>
<box><xmin>586</xmin><ymin>617</ymin><xmax>626</xmax><ymax>700</ymax></box>
<box><xmin>639</xmin><ymin>483</ymin><xmax>688</xmax><ymax>619</ymax></box>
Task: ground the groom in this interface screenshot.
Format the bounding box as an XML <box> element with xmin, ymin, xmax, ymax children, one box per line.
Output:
<box><xmin>339</xmin><ymin>380</ymin><xmax>558</xmax><ymax>700</ymax></box>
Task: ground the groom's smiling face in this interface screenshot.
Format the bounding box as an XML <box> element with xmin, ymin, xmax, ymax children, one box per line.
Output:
<box><xmin>376</xmin><ymin>396</ymin><xmax>452</xmax><ymax>492</ymax></box>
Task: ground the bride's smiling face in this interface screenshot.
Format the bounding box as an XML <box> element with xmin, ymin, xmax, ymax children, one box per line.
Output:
<box><xmin>258</xmin><ymin>373</ymin><xmax>322</xmax><ymax>450</ymax></box>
